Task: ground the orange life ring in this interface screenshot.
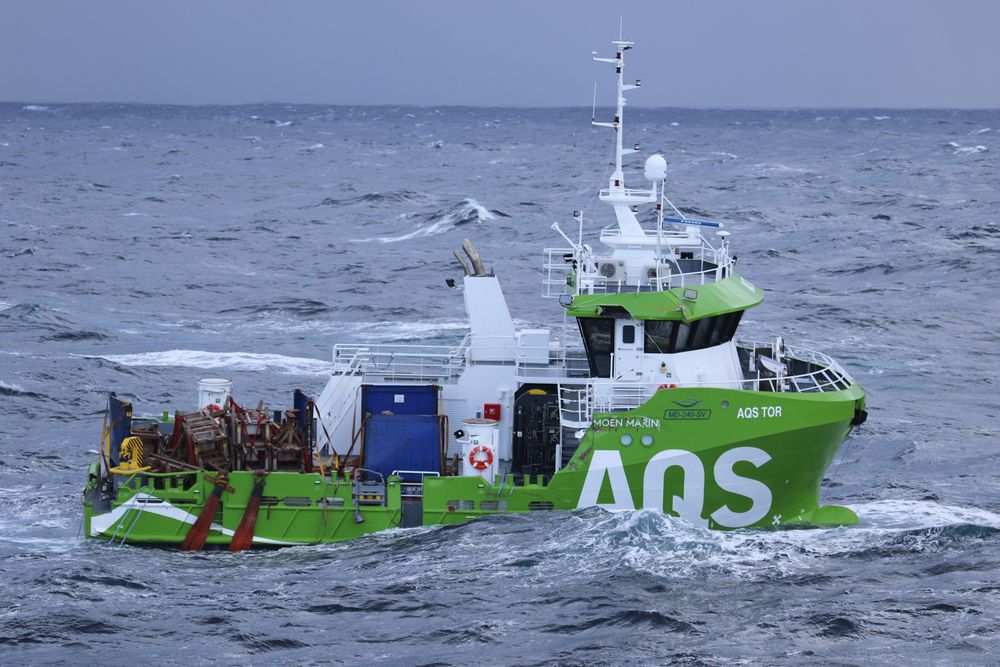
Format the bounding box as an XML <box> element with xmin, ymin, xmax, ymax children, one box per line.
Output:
<box><xmin>468</xmin><ymin>445</ymin><xmax>494</xmax><ymax>471</ymax></box>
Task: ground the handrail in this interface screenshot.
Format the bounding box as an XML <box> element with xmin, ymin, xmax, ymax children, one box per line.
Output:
<box><xmin>559</xmin><ymin>342</ymin><xmax>853</xmax><ymax>423</ymax></box>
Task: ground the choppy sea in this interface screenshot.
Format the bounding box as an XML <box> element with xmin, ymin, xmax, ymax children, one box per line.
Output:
<box><xmin>1</xmin><ymin>102</ymin><xmax>998</xmax><ymax>665</ymax></box>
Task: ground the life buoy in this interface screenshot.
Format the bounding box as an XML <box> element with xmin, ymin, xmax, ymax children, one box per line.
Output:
<box><xmin>468</xmin><ymin>445</ymin><xmax>494</xmax><ymax>471</ymax></box>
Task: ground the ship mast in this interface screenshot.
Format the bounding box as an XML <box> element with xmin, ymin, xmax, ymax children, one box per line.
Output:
<box><xmin>592</xmin><ymin>36</ymin><xmax>653</xmax><ymax>237</ymax></box>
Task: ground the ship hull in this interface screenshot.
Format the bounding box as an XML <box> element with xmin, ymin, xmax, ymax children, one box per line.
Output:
<box><xmin>84</xmin><ymin>384</ymin><xmax>863</xmax><ymax>547</ymax></box>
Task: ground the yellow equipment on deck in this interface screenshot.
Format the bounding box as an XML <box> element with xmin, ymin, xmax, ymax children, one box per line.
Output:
<box><xmin>109</xmin><ymin>436</ymin><xmax>152</xmax><ymax>475</ymax></box>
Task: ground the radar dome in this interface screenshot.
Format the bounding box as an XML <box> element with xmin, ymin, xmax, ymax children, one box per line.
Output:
<box><xmin>644</xmin><ymin>154</ymin><xmax>668</xmax><ymax>182</ymax></box>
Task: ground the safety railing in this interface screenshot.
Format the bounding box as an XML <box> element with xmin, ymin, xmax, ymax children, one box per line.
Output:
<box><xmin>335</xmin><ymin>333</ymin><xmax>593</xmax><ymax>381</ymax></box>
<box><xmin>556</xmin><ymin>342</ymin><xmax>854</xmax><ymax>426</ymax></box>
<box><xmin>543</xmin><ymin>230</ymin><xmax>733</xmax><ymax>298</ymax></box>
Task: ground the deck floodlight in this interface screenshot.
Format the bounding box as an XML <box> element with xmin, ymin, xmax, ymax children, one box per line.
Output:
<box><xmin>683</xmin><ymin>288</ymin><xmax>698</xmax><ymax>300</ymax></box>
<box><xmin>558</xmin><ymin>294</ymin><xmax>573</xmax><ymax>307</ymax></box>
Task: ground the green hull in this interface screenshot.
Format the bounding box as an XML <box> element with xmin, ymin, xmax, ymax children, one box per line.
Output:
<box><xmin>85</xmin><ymin>384</ymin><xmax>864</xmax><ymax>547</ymax></box>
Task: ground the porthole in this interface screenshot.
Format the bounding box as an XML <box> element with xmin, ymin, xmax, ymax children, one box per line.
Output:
<box><xmin>619</xmin><ymin>434</ymin><xmax>633</xmax><ymax>446</ymax></box>
<box><xmin>721</xmin><ymin>400</ymin><xmax>730</xmax><ymax>409</ymax></box>
<box><xmin>640</xmin><ymin>434</ymin><xmax>654</xmax><ymax>447</ymax></box>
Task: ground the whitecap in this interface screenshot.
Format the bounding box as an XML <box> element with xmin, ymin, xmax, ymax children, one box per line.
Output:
<box><xmin>302</xmin><ymin>142</ymin><xmax>324</xmax><ymax>151</ymax></box>
<box><xmin>950</xmin><ymin>143</ymin><xmax>988</xmax><ymax>155</ymax></box>
<box><xmin>82</xmin><ymin>350</ymin><xmax>330</xmax><ymax>376</ymax></box>
<box><xmin>22</xmin><ymin>105</ymin><xmax>48</xmax><ymax>111</ymax></box>
<box><xmin>353</xmin><ymin>198</ymin><xmax>498</xmax><ymax>243</ymax></box>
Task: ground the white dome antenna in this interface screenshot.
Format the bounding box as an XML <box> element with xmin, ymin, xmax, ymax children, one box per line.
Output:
<box><xmin>644</xmin><ymin>154</ymin><xmax>668</xmax><ymax>182</ymax></box>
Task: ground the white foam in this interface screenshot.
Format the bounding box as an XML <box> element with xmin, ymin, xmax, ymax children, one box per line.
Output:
<box><xmin>22</xmin><ymin>105</ymin><xmax>48</xmax><ymax>111</ymax></box>
<box><xmin>271</xmin><ymin>120</ymin><xmax>293</xmax><ymax>127</ymax></box>
<box><xmin>121</xmin><ymin>212</ymin><xmax>149</xmax><ymax>217</ymax></box>
<box><xmin>85</xmin><ymin>349</ymin><xmax>330</xmax><ymax>376</ymax></box>
<box><xmin>850</xmin><ymin>498</ymin><xmax>1000</xmax><ymax>530</ymax></box>
<box><xmin>0</xmin><ymin>380</ymin><xmax>27</xmax><ymax>393</ymax></box>
<box><xmin>873</xmin><ymin>115</ymin><xmax>890</xmax><ymax>120</ymax></box>
<box><xmin>302</xmin><ymin>142</ymin><xmax>324</xmax><ymax>151</ymax></box>
<box><xmin>355</xmin><ymin>198</ymin><xmax>497</xmax><ymax>243</ymax></box>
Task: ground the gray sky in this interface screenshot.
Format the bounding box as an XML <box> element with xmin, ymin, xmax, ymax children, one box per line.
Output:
<box><xmin>2</xmin><ymin>0</ymin><xmax>999</xmax><ymax>108</ymax></box>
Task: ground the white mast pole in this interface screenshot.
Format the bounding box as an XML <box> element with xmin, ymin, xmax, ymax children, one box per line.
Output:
<box><xmin>612</xmin><ymin>42</ymin><xmax>626</xmax><ymax>191</ymax></box>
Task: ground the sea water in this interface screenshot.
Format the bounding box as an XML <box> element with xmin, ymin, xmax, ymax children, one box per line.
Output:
<box><xmin>0</xmin><ymin>103</ymin><xmax>998</xmax><ymax>664</ymax></box>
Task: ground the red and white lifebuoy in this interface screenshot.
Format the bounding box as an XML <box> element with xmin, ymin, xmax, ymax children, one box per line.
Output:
<box><xmin>468</xmin><ymin>445</ymin><xmax>494</xmax><ymax>471</ymax></box>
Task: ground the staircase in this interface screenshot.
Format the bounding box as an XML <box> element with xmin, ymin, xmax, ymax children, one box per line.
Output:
<box><xmin>557</xmin><ymin>383</ymin><xmax>591</xmax><ymax>469</ymax></box>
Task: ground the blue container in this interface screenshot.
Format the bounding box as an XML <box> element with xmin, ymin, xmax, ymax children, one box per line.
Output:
<box><xmin>362</xmin><ymin>385</ymin><xmax>438</xmax><ymax>417</ymax></box>
<box><xmin>363</xmin><ymin>415</ymin><xmax>442</xmax><ymax>478</ymax></box>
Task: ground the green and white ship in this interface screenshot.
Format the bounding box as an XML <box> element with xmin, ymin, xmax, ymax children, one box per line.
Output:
<box><xmin>83</xmin><ymin>36</ymin><xmax>867</xmax><ymax>549</ymax></box>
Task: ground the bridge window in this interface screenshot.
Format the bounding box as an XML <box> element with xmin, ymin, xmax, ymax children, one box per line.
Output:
<box><xmin>643</xmin><ymin>311</ymin><xmax>744</xmax><ymax>354</ymax></box>
<box><xmin>579</xmin><ymin>318</ymin><xmax>614</xmax><ymax>377</ymax></box>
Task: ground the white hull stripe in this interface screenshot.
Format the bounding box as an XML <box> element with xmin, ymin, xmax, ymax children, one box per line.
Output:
<box><xmin>90</xmin><ymin>493</ymin><xmax>303</xmax><ymax>545</ymax></box>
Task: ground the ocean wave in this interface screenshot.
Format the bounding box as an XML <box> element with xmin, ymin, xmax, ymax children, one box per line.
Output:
<box><xmin>946</xmin><ymin>141</ymin><xmax>988</xmax><ymax>155</ymax></box>
<box><xmin>316</xmin><ymin>189</ymin><xmax>433</xmax><ymax>207</ymax></box>
<box><xmin>83</xmin><ymin>350</ymin><xmax>330</xmax><ymax>376</ymax></box>
<box><xmin>353</xmin><ymin>198</ymin><xmax>505</xmax><ymax>243</ymax></box>
<box><xmin>363</xmin><ymin>499</ymin><xmax>1000</xmax><ymax>583</ymax></box>
<box><xmin>0</xmin><ymin>303</ymin><xmax>74</xmax><ymax>329</ymax></box>
<box><xmin>0</xmin><ymin>381</ymin><xmax>45</xmax><ymax>399</ymax></box>
<box><xmin>219</xmin><ymin>297</ymin><xmax>331</xmax><ymax>318</ymax></box>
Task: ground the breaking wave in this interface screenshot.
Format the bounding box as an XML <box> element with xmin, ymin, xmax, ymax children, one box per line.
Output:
<box><xmin>315</xmin><ymin>189</ymin><xmax>433</xmax><ymax>207</ymax></box>
<box><xmin>84</xmin><ymin>350</ymin><xmax>330</xmax><ymax>376</ymax></box>
<box><xmin>354</xmin><ymin>198</ymin><xmax>505</xmax><ymax>243</ymax></box>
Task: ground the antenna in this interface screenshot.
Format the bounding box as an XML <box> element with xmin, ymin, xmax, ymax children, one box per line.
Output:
<box><xmin>591</xmin><ymin>82</ymin><xmax>597</xmax><ymax>122</ymax></box>
<box><xmin>619</xmin><ymin>16</ymin><xmax>623</xmax><ymax>41</ymax></box>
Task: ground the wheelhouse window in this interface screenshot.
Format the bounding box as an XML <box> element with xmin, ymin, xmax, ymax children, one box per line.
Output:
<box><xmin>579</xmin><ymin>318</ymin><xmax>614</xmax><ymax>377</ymax></box>
<box><xmin>643</xmin><ymin>311</ymin><xmax>744</xmax><ymax>354</ymax></box>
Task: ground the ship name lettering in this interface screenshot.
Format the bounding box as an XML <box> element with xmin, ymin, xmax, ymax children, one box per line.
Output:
<box><xmin>737</xmin><ymin>406</ymin><xmax>782</xmax><ymax>419</ymax></box>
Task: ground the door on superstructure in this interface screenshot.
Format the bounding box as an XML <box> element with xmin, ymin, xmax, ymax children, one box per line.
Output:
<box><xmin>613</xmin><ymin>320</ymin><xmax>643</xmax><ymax>380</ymax></box>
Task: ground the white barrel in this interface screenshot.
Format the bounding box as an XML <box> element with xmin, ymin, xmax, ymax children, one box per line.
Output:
<box><xmin>461</xmin><ymin>418</ymin><xmax>498</xmax><ymax>482</ymax></box>
<box><xmin>198</xmin><ymin>378</ymin><xmax>232</xmax><ymax>410</ymax></box>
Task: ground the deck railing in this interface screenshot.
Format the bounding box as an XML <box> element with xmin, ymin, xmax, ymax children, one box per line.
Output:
<box><xmin>543</xmin><ymin>229</ymin><xmax>733</xmax><ymax>298</ymax></box>
<box><xmin>556</xmin><ymin>342</ymin><xmax>854</xmax><ymax>427</ymax></box>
